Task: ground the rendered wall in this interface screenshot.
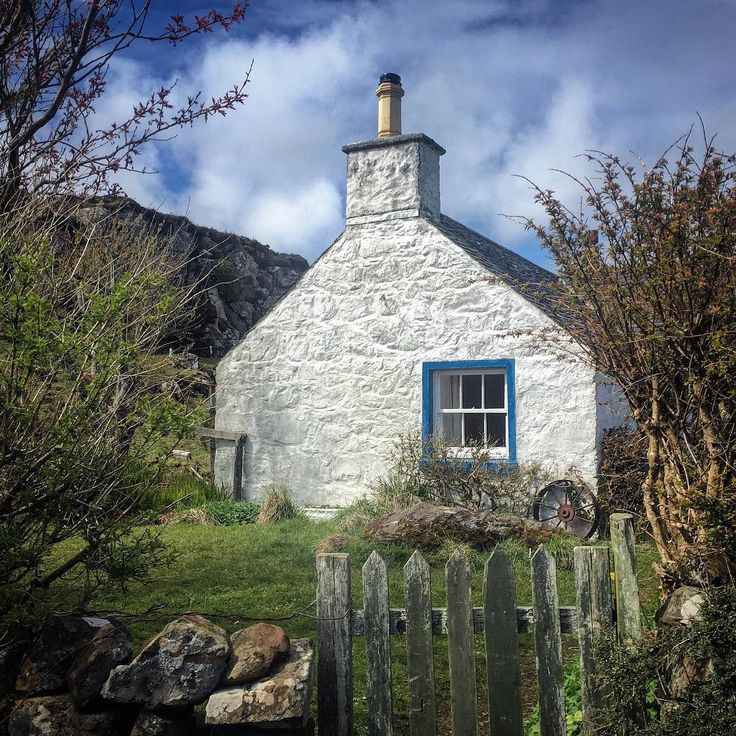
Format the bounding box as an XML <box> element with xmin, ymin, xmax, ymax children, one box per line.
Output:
<box><xmin>214</xmin><ymin>215</ymin><xmax>603</xmax><ymax>506</ymax></box>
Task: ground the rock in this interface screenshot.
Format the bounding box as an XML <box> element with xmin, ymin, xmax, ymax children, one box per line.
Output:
<box><xmin>364</xmin><ymin>503</ymin><xmax>562</xmax><ymax>550</ymax></box>
<box><xmin>78</xmin><ymin>198</ymin><xmax>308</xmax><ymax>356</ymax></box>
<box><xmin>205</xmin><ymin>639</ymin><xmax>313</xmax><ymax>728</ymax></box>
<box><xmin>101</xmin><ymin>614</ymin><xmax>229</xmax><ymax>709</ymax></box>
<box><xmin>7</xmin><ymin>694</ymin><xmax>131</xmax><ymax>735</ymax></box>
<box><xmin>223</xmin><ymin>624</ymin><xmax>290</xmax><ymax>685</ymax></box>
<box><xmin>130</xmin><ymin>710</ymin><xmax>193</xmax><ymax>736</ymax></box>
<box><xmin>174</xmin><ymin>352</ymin><xmax>199</xmax><ymax>371</ymax></box>
<box><xmin>67</xmin><ymin>622</ymin><xmax>133</xmax><ymax>709</ymax></box>
<box><xmin>16</xmin><ymin>616</ymin><xmax>114</xmax><ymax>694</ymax></box>
<box><xmin>656</xmin><ymin>586</ymin><xmax>705</xmax><ymax>626</ymax></box>
<box><xmin>0</xmin><ymin>637</ymin><xmax>29</xmax><ymax>697</ymax></box>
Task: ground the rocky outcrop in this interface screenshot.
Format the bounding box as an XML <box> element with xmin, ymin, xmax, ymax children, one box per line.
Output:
<box><xmin>364</xmin><ymin>502</ymin><xmax>564</xmax><ymax>550</ymax></box>
<box><xmin>79</xmin><ymin>197</ymin><xmax>309</xmax><ymax>356</ymax></box>
<box><xmin>206</xmin><ymin>639</ymin><xmax>313</xmax><ymax>728</ymax></box>
<box><xmin>102</xmin><ymin>614</ymin><xmax>229</xmax><ymax>709</ymax></box>
<box><xmin>224</xmin><ymin>624</ymin><xmax>290</xmax><ymax>685</ymax></box>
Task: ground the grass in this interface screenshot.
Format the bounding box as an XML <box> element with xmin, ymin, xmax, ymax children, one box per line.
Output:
<box><xmin>68</xmin><ymin>518</ymin><xmax>662</xmax><ymax>735</ymax></box>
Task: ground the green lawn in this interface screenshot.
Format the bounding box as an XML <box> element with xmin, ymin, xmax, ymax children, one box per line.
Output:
<box><xmin>79</xmin><ymin>519</ymin><xmax>661</xmax><ymax>735</ymax></box>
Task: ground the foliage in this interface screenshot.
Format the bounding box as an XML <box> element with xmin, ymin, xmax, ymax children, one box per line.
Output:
<box><xmin>376</xmin><ymin>430</ymin><xmax>555</xmax><ymax>514</ymax></box>
<box><xmin>0</xmin><ymin>2</ymin><xmax>248</xmax><ymax>203</ymax></box>
<box><xmin>0</xmin><ymin>199</ymin><xmax>197</xmax><ymax>627</ymax></box>
<box><xmin>524</xmin><ymin>651</ymin><xmax>584</xmax><ymax>736</ymax></box>
<box><xmin>202</xmin><ymin>500</ymin><xmax>259</xmax><ymax>526</ymax></box>
<box><xmin>522</xmin><ymin>131</ymin><xmax>736</xmax><ymax>586</ymax></box>
<box><xmin>597</xmin><ymin>427</ymin><xmax>648</xmax><ymax>529</ymax></box>
<box><xmin>143</xmin><ymin>473</ymin><xmax>224</xmax><ymax>512</ymax></box>
<box><xmin>256</xmin><ymin>485</ymin><xmax>303</xmax><ymax>524</ymax></box>
<box><xmin>593</xmin><ymin>583</ymin><xmax>736</xmax><ymax>736</ymax></box>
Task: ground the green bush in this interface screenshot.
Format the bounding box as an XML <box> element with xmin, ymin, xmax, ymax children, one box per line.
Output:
<box><xmin>592</xmin><ymin>583</ymin><xmax>736</xmax><ymax>735</ymax></box>
<box><xmin>203</xmin><ymin>500</ymin><xmax>260</xmax><ymax>526</ymax></box>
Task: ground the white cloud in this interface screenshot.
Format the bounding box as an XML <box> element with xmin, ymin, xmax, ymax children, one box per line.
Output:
<box><xmin>96</xmin><ymin>0</ymin><xmax>736</xmax><ymax>265</ymax></box>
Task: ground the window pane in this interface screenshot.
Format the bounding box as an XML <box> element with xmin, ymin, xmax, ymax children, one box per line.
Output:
<box><xmin>486</xmin><ymin>413</ymin><xmax>506</xmax><ymax>448</ymax></box>
<box><xmin>484</xmin><ymin>373</ymin><xmax>505</xmax><ymax>409</ymax></box>
<box><xmin>462</xmin><ymin>374</ymin><xmax>482</xmax><ymax>408</ymax></box>
<box><xmin>441</xmin><ymin>413</ymin><xmax>462</xmax><ymax>446</ymax></box>
<box><xmin>464</xmin><ymin>413</ymin><xmax>484</xmax><ymax>445</ymax></box>
<box><xmin>439</xmin><ymin>373</ymin><xmax>460</xmax><ymax>409</ymax></box>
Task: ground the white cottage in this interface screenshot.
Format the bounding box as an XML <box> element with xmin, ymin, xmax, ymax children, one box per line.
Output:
<box><xmin>214</xmin><ymin>74</ymin><xmax>620</xmax><ymax>507</ymax></box>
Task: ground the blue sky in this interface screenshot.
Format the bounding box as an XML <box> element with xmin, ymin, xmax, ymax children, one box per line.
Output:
<box><xmin>105</xmin><ymin>0</ymin><xmax>736</xmax><ymax>267</ymax></box>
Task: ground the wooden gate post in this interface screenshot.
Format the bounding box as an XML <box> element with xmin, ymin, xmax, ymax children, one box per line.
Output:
<box><xmin>610</xmin><ymin>513</ymin><xmax>642</xmax><ymax>647</ymax></box>
<box><xmin>484</xmin><ymin>546</ymin><xmax>523</xmax><ymax>736</ymax></box>
<box><xmin>446</xmin><ymin>551</ymin><xmax>478</xmax><ymax>736</ymax></box>
<box><xmin>574</xmin><ymin>546</ymin><xmax>612</xmax><ymax>735</ymax></box>
<box><xmin>531</xmin><ymin>546</ymin><xmax>565</xmax><ymax>736</ymax></box>
<box><xmin>232</xmin><ymin>434</ymin><xmax>245</xmax><ymax>501</ymax></box>
<box><xmin>317</xmin><ymin>553</ymin><xmax>353</xmax><ymax>736</ymax></box>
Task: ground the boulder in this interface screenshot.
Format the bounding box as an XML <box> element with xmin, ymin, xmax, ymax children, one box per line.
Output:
<box><xmin>130</xmin><ymin>710</ymin><xmax>194</xmax><ymax>736</ymax></box>
<box><xmin>364</xmin><ymin>503</ymin><xmax>561</xmax><ymax>550</ymax></box>
<box><xmin>16</xmin><ymin>616</ymin><xmax>114</xmax><ymax>694</ymax></box>
<box><xmin>223</xmin><ymin>624</ymin><xmax>290</xmax><ymax>685</ymax></box>
<box><xmin>205</xmin><ymin>639</ymin><xmax>313</xmax><ymax>728</ymax></box>
<box><xmin>0</xmin><ymin>637</ymin><xmax>29</xmax><ymax>698</ymax></box>
<box><xmin>101</xmin><ymin>614</ymin><xmax>229</xmax><ymax>709</ymax></box>
<box><xmin>656</xmin><ymin>586</ymin><xmax>705</xmax><ymax>626</ymax></box>
<box><xmin>67</xmin><ymin>622</ymin><xmax>133</xmax><ymax>709</ymax></box>
<box><xmin>7</xmin><ymin>694</ymin><xmax>132</xmax><ymax>736</ymax></box>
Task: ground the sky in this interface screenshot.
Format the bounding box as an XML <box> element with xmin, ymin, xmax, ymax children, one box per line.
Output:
<box><xmin>106</xmin><ymin>0</ymin><xmax>736</xmax><ymax>267</ymax></box>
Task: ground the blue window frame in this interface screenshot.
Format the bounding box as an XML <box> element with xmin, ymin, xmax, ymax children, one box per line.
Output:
<box><xmin>422</xmin><ymin>359</ymin><xmax>517</xmax><ymax>464</ymax></box>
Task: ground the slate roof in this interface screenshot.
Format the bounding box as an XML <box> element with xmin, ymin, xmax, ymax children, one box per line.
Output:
<box><xmin>433</xmin><ymin>214</ymin><xmax>565</xmax><ymax>326</ymax></box>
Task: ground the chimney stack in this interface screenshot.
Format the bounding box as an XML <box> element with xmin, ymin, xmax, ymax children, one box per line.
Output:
<box><xmin>376</xmin><ymin>73</ymin><xmax>403</xmax><ymax>137</ymax></box>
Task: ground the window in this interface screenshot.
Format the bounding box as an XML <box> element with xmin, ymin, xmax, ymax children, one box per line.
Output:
<box><xmin>422</xmin><ymin>360</ymin><xmax>516</xmax><ymax>462</ymax></box>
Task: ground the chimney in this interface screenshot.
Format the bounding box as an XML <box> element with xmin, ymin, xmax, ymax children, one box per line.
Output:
<box><xmin>376</xmin><ymin>72</ymin><xmax>404</xmax><ymax>137</ymax></box>
<box><xmin>342</xmin><ymin>74</ymin><xmax>445</xmax><ymax>224</ymax></box>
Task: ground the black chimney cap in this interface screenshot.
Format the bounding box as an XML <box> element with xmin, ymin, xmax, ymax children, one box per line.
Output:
<box><xmin>379</xmin><ymin>72</ymin><xmax>401</xmax><ymax>85</ymax></box>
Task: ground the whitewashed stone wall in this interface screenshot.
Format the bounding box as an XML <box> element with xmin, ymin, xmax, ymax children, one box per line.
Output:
<box><xmin>214</xmin><ymin>215</ymin><xmax>609</xmax><ymax>505</ymax></box>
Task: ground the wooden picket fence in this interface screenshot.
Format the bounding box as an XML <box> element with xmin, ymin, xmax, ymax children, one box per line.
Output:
<box><xmin>315</xmin><ymin>513</ymin><xmax>642</xmax><ymax>736</ymax></box>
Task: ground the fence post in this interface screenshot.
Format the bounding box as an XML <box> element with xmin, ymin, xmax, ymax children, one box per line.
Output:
<box><xmin>317</xmin><ymin>553</ymin><xmax>353</xmax><ymax>736</ymax></box>
<box><xmin>610</xmin><ymin>513</ymin><xmax>642</xmax><ymax>646</ymax></box>
<box><xmin>574</xmin><ymin>546</ymin><xmax>612</xmax><ymax>735</ymax></box>
<box><xmin>446</xmin><ymin>550</ymin><xmax>478</xmax><ymax>736</ymax></box>
<box><xmin>232</xmin><ymin>434</ymin><xmax>244</xmax><ymax>501</ymax></box>
<box><xmin>404</xmin><ymin>550</ymin><xmax>437</xmax><ymax>736</ymax></box>
<box><xmin>531</xmin><ymin>546</ymin><xmax>565</xmax><ymax>736</ymax></box>
<box><xmin>363</xmin><ymin>551</ymin><xmax>393</xmax><ymax>736</ymax></box>
<box><xmin>484</xmin><ymin>546</ymin><xmax>523</xmax><ymax>736</ymax></box>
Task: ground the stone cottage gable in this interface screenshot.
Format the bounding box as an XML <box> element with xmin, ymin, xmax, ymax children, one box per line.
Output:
<box><xmin>213</xmin><ymin>73</ymin><xmax>611</xmax><ymax>505</ymax></box>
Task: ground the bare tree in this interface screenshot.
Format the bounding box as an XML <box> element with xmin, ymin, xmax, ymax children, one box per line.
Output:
<box><xmin>0</xmin><ymin>1</ymin><xmax>249</xmax><ymax>204</ymax></box>
<box><xmin>521</xmin><ymin>131</ymin><xmax>736</xmax><ymax>588</ymax></box>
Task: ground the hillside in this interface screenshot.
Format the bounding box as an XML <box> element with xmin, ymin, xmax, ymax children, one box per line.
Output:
<box><xmin>79</xmin><ymin>197</ymin><xmax>310</xmax><ymax>356</ymax></box>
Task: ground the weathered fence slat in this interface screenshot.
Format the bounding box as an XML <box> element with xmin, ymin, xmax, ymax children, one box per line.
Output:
<box><xmin>446</xmin><ymin>551</ymin><xmax>478</xmax><ymax>736</ymax></box>
<box><xmin>574</xmin><ymin>546</ymin><xmax>612</xmax><ymax>735</ymax></box>
<box><xmin>232</xmin><ymin>435</ymin><xmax>245</xmax><ymax>500</ymax></box>
<box><xmin>404</xmin><ymin>551</ymin><xmax>437</xmax><ymax>736</ymax></box>
<box><xmin>317</xmin><ymin>553</ymin><xmax>353</xmax><ymax>736</ymax></box>
<box><xmin>349</xmin><ymin>605</ymin><xmax>578</xmax><ymax>636</ymax></box>
<box><xmin>610</xmin><ymin>513</ymin><xmax>642</xmax><ymax>647</ymax></box>
<box><xmin>484</xmin><ymin>546</ymin><xmax>523</xmax><ymax>736</ymax></box>
<box><xmin>363</xmin><ymin>552</ymin><xmax>393</xmax><ymax>736</ymax></box>
<box><xmin>531</xmin><ymin>546</ymin><xmax>565</xmax><ymax>736</ymax></box>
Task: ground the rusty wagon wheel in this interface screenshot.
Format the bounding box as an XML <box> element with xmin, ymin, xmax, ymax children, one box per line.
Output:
<box><xmin>531</xmin><ymin>479</ymin><xmax>601</xmax><ymax>539</ymax></box>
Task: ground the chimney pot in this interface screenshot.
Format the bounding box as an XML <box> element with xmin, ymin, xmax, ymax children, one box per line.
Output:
<box><xmin>376</xmin><ymin>72</ymin><xmax>404</xmax><ymax>138</ymax></box>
